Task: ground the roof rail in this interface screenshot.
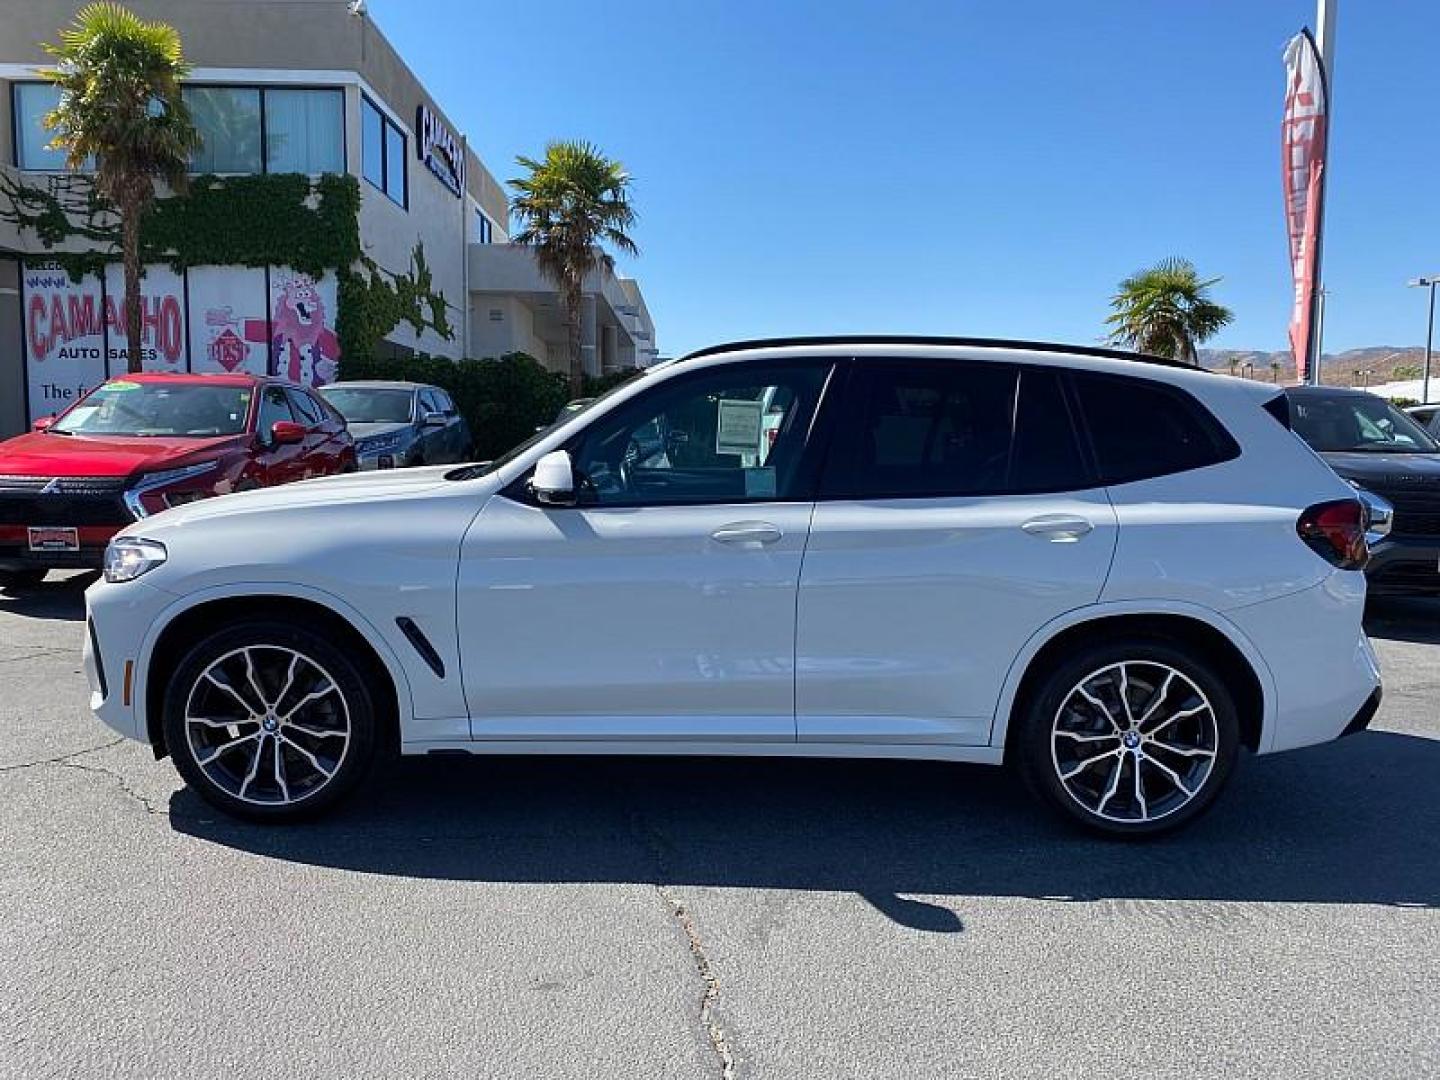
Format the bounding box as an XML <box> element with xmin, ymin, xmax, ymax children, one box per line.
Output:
<box><xmin>677</xmin><ymin>335</ymin><xmax>1203</xmax><ymax>371</ymax></box>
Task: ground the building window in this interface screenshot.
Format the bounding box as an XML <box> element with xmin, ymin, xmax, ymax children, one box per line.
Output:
<box><xmin>184</xmin><ymin>86</ymin><xmax>262</xmax><ymax>174</ymax></box>
<box><xmin>12</xmin><ymin>83</ymin><xmax>93</xmax><ymax>171</ymax></box>
<box><xmin>362</xmin><ymin>95</ymin><xmax>406</xmax><ymax>207</ymax></box>
<box><xmin>263</xmin><ymin>88</ymin><xmax>343</xmax><ymax>174</ymax></box>
<box><xmin>182</xmin><ymin>85</ymin><xmax>341</xmax><ymax>175</ymax></box>
<box><xmin>474</xmin><ymin>210</ymin><xmax>493</xmax><ymax>244</ymax></box>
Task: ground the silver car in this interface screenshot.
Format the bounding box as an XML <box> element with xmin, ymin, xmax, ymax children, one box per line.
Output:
<box><xmin>319</xmin><ymin>381</ymin><xmax>472</xmax><ymax>469</ymax></box>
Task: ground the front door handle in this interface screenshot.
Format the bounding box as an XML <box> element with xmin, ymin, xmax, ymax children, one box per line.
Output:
<box><xmin>1020</xmin><ymin>515</ymin><xmax>1094</xmax><ymax>542</ymax></box>
<box><xmin>711</xmin><ymin>521</ymin><xmax>783</xmax><ymax>546</ymax></box>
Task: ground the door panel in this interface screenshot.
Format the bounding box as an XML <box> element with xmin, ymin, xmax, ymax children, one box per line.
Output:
<box><xmin>796</xmin><ymin>358</ymin><xmax>1116</xmax><ymax>745</ymax></box>
<box><xmin>797</xmin><ymin>493</ymin><xmax>1117</xmax><ymax>744</ymax></box>
<box><xmin>456</xmin><ymin>359</ymin><xmax>836</xmax><ymax>741</ymax></box>
<box><xmin>458</xmin><ymin>495</ymin><xmax>811</xmax><ymax>739</ymax></box>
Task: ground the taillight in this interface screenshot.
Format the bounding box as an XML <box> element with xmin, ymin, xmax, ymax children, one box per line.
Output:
<box><xmin>1297</xmin><ymin>499</ymin><xmax>1368</xmax><ymax>570</ymax></box>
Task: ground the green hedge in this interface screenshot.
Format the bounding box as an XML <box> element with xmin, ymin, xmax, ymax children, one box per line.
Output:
<box><xmin>336</xmin><ymin>353</ymin><xmax>643</xmax><ymax>459</ymax></box>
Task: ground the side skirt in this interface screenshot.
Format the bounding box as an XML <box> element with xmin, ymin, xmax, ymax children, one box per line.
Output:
<box><xmin>402</xmin><ymin>739</ymin><xmax>1006</xmax><ymax>765</ymax></box>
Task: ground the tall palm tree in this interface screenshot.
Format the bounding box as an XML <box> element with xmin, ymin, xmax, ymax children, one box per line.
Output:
<box><xmin>509</xmin><ymin>141</ymin><xmax>637</xmax><ymax>394</ymax></box>
<box><xmin>43</xmin><ymin>3</ymin><xmax>198</xmax><ymax>373</ymax></box>
<box><xmin>1105</xmin><ymin>257</ymin><xmax>1233</xmax><ymax>365</ymax></box>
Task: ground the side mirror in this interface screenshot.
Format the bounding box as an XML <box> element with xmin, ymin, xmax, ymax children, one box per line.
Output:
<box><xmin>270</xmin><ymin>420</ymin><xmax>307</xmax><ymax>446</ymax></box>
<box><xmin>421</xmin><ymin>411</ymin><xmax>447</xmax><ymax>428</ymax></box>
<box><xmin>31</xmin><ymin>416</ymin><xmax>55</xmax><ymax>432</ymax></box>
<box><xmin>531</xmin><ymin>449</ymin><xmax>575</xmax><ymax>506</ymax></box>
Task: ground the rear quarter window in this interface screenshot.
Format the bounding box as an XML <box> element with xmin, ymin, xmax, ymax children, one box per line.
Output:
<box><xmin>1071</xmin><ymin>371</ymin><xmax>1239</xmax><ymax>485</ymax></box>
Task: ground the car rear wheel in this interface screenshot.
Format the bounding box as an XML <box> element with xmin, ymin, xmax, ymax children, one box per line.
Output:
<box><xmin>0</xmin><ymin>568</ymin><xmax>48</xmax><ymax>591</ymax></box>
<box><xmin>1014</xmin><ymin>638</ymin><xmax>1240</xmax><ymax>838</ymax></box>
<box><xmin>162</xmin><ymin>620</ymin><xmax>381</xmax><ymax>821</ymax></box>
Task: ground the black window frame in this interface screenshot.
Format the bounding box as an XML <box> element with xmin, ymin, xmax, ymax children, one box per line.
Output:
<box><xmin>474</xmin><ymin>209</ymin><xmax>493</xmax><ymax>244</ymax></box>
<box><xmin>1068</xmin><ymin>369</ymin><xmax>1241</xmax><ymax>486</ymax></box>
<box><xmin>504</xmin><ymin>358</ymin><xmax>843</xmax><ymax>510</ymax></box>
<box><xmin>816</xmin><ymin>357</ymin><xmax>1101</xmax><ymax>502</ymax></box>
<box><xmin>361</xmin><ymin>93</ymin><xmax>407</xmax><ymax>208</ymax></box>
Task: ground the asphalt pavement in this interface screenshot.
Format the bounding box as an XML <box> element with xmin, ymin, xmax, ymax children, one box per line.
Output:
<box><xmin>1</xmin><ymin>574</ymin><xmax>1437</xmax><ymax>1079</ymax></box>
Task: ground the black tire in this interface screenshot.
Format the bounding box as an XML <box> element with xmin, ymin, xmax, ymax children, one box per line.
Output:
<box><xmin>1013</xmin><ymin>637</ymin><xmax>1240</xmax><ymax>838</ymax></box>
<box><xmin>0</xmin><ymin>568</ymin><xmax>48</xmax><ymax>591</ymax></box>
<box><xmin>162</xmin><ymin>619</ymin><xmax>383</xmax><ymax>822</ymax></box>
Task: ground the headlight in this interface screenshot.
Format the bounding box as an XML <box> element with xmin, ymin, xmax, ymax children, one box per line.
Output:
<box><xmin>1348</xmin><ymin>481</ymin><xmax>1393</xmax><ymax>543</ymax></box>
<box><xmin>124</xmin><ymin>460</ymin><xmax>220</xmax><ymax>519</ymax></box>
<box><xmin>103</xmin><ymin>537</ymin><xmax>167</xmax><ymax>583</ymax></box>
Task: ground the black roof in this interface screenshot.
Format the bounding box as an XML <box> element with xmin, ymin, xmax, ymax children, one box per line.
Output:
<box><xmin>678</xmin><ymin>335</ymin><xmax>1202</xmax><ymax>371</ymax></box>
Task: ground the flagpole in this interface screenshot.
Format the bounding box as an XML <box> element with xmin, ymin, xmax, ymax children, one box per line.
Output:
<box><xmin>1308</xmin><ymin>0</ymin><xmax>1336</xmax><ymax>385</ymax></box>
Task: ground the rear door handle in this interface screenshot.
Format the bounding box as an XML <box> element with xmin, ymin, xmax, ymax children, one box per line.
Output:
<box><xmin>1020</xmin><ymin>515</ymin><xmax>1094</xmax><ymax>542</ymax></box>
<box><xmin>711</xmin><ymin>521</ymin><xmax>783</xmax><ymax>546</ymax></box>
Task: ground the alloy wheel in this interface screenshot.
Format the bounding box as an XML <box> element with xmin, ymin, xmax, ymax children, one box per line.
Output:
<box><xmin>1049</xmin><ymin>660</ymin><xmax>1219</xmax><ymax>825</ymax></box>
<box><xmin>183</xmin><ymin>645</ymin><xmax>351</xmax><ymax>806</ymax></box>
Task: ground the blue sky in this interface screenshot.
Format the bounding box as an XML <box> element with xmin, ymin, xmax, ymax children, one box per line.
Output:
<box><xmin>373</xmin><ymin>0</ymin><xmax>1438</xmax><ymax>358</ymax></box>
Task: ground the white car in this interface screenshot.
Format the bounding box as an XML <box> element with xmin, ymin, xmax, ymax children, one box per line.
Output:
<box><xmin>84</xmin><ymin>338</ymin><xmax>1382</xmax><ymax>837</ymax></box>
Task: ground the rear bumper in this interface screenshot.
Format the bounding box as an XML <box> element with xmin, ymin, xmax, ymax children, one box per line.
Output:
<box><xmin>1226</xmin><ymin>571</ymin><xmax>1382</xmax><ymax>754</ymax></box>
<box><xmin>1365</xmin><ymin>535</ymin><xmax>1440</xmax><ymax>595</ymax></box>
<box><xmin>1340</xmin><ymin>687</ymin><xmax>1383</xmax><ymax>738</ymax></box>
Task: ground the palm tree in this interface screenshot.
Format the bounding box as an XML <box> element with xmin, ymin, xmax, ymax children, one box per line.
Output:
<box><xmin>509</xmin><ymin>141</ymin><xmax>638</xmax><ymax>394</ymax></box>
<box><xmin>42</xmin><ymin>3</ymin><xmax>198</xmax><ymax>373</ymax></box>
<box><xmin>1105</xmin><ymin>257</ymin><xmax>1234</xmax><ymax>365</ymax></box>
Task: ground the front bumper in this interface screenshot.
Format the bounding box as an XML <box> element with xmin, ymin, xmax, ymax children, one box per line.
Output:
<box><xmin>0</xmin><ymin>524</ymin><xmax>122</xmax><ymax>571</ymax></box>
<box><xmin>83</xmin><ymin>574</ymin><xmax>177</xmax><ymax>744</ymax></box>
<box><xmin>357</xmin><ymin>447</ymin><xmax>411</xmax><ymax>471</ymax></box>
<box><xmin>1365</xmin><ymin>535</ymin><xmax>1440</xmax><ymax>595</ymax></box>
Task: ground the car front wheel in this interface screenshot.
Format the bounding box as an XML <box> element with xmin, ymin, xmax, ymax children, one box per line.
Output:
<box><xmin>162</xmin><ymin>620</ymin><xmax>381</xmax><ymax>821</ymax></box>
<box><xmin>1015</xmin><ymin>638</ymin><xmax>1240</xmax><ymax>838</ymax></box>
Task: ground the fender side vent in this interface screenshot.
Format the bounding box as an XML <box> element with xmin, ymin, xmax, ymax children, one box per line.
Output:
<box><xmin>395</xmin><ymin>616</ymin><xmax>445</xmax><ymax>678</ymax></box>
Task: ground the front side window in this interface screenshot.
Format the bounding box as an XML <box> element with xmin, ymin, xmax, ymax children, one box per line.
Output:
<box><xmin>256</xmin><ymin>385</ymin><xmax>295</xmax><ymax>439</ymax></box>
<box><xmin>1072</xmin><ymin>371</ymin><xmax>1239</xmax><ymax>484</ymax></box>
<box><xmin>821</xmin><ymin>361</ymin><xmax>1090</xmax><ymax>499</ymax></box>
<box><xmin>567</xmin><ymin>364</ymin><xmax>831</xmax><ymax>506</ymax></box>
<box><xmin>51</xmin><ymin>381</ymin><xmax>252</xmax><ymax>437</ymax></box>
<box><xmin>183</xmin><ymin>86</ymin><xmax>262</xmax><ymax>173</ymax></box>
<box><xmin>286</xmin><ymin>388</ymin><xmax>325</xmax><ymax>427</ymax></box>
<box><xmin>1289</xmin><ymin>392</ymin><xmax>1440</xmax><ymax>454</ymax></box>
<box><xmin>264</xmin><ymin>88</ymin><xmax>343</xmax><ymax>174</ymax></box>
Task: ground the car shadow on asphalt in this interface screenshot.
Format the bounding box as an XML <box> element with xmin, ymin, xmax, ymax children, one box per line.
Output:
<box><xmin>0</xmin><ymin>572</ymin><xmax>94</xmax><ymax>622</ymax></box>
<box><xmin>171</xmin><ymin>726</ymin><xmax>1440</xmax><ymax>933</ymax></box>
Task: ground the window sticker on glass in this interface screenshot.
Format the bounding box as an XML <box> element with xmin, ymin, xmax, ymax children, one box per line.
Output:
<box><xmin>716</xmin><ymin>399</ymin><xmax>763</xmax><ymax>456</ymax></box>
<box><xmin>744</xmin><ymin>467</ymin><xmax>777</xmax><ymax>499</ymax></box>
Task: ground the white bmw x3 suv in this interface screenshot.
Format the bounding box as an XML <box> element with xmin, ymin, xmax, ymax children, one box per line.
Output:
<box><xmin>84</xmin><ymin>338</ymin><xmax>1382</xmax><ymax>837</ymax></box>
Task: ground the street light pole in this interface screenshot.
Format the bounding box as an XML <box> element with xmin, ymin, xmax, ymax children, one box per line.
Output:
<box><xmin>1410</xmin><ymin>277</ymin><xmax>1438</xmax><ymax>405</ymax></box>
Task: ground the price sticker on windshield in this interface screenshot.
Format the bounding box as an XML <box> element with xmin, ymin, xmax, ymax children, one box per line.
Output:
<box><xmin>716</xmin><ymin>399</ymin><xmax>763</xmax><ymax>456</ymax></box>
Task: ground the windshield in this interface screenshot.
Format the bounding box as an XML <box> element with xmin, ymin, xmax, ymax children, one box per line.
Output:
<box><xmin>318</xmin><ymin>387</ymin><xmax>415</xmax><ymax>424</ymax></box>
<box><xmin>1290</xmin><ymin>393</ymin><xmax>1440</xmax><ymax>454</ymax></box>
<box><xmin>51</xmin><ymin>381</ymin><xmax>252</xmax><ymax>437</ymax></box>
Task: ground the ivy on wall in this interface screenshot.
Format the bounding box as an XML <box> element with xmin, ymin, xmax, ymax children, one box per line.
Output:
<box><xmin>0</xmin><ymin>170</ymin><xmax>452</xmax><ymax>360</ymax></box>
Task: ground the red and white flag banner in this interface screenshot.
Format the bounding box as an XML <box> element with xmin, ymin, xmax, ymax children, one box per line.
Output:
<box><xmin>1282</xmin><ymin>29</ymin><xmax>1328</xmax><ymax>382</ymax></box>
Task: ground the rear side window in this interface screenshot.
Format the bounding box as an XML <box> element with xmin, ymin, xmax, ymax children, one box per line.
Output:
<box><xmin>820</xmin><ymin>361</ymin><xmax>1092</xmax><ymax>499</ymax></box>
<box><xmin>1071</xmin><ymin>372</ymin><xmax>1239</xmax><ymax>485</ymax></box>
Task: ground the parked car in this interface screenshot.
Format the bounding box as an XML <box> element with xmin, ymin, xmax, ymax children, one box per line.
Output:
<box><xmin>1284</xmin><ymin>386</ymin><xmax>1440</xmax><ymax>595</ymax></box>
<box><xmin>319</xmin><ymin>381</ymin><xmax>472</xmax><ymax>469</ymax></box>
<box><xmin>85</xmin><ymin>337</ymin><xmax>1380</xmax><ymax>837</ymax></box>
<box><xmin>1404</xmin><ymin>403</ymin><xmax>1440</xmax><ymax>435</ymax></box>
<box><xmin>0</xmin><ymin>373</ymin><xmax>355</xmax><ymax>589</ymax></box>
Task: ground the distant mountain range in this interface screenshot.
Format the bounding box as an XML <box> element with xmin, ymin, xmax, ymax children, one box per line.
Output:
<box><xmin>1198</xmin><ymin>346</ymin><xmax>1430</xmax><ymax>386</ymax></box>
